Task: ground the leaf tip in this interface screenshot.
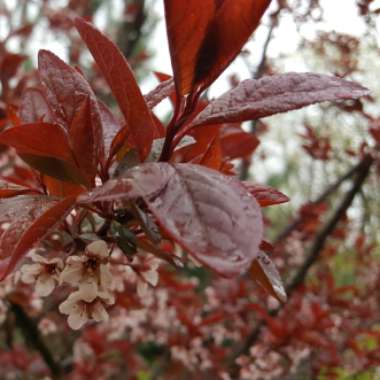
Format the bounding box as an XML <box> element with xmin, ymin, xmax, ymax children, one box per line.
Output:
<box><xmin>73</xmin><ymin>15</ymin><xmax>94</xmax><ymax>35</ymax></box>
<box><xmin>37</xmin><ymin>49</ymin><xmax>61</xmax><ymax>71</ymax></box>
<box><xmin>273</xmin><ymin>284</ymin><xmax>287</xmax><ymax>303</ymax></box>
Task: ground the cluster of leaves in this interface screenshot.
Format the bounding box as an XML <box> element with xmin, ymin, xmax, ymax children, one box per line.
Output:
<box><xmin>0</xmin><ymin>1</ymin><xmax>368</xmax><ymax>282</ymax></box>
<box><xmin>0</xmin><ymin>1</ymin><xmax>376</xmax><ymax>379</ymax></box>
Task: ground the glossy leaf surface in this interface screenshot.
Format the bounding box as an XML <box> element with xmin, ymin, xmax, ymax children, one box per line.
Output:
<box><xmin>19</xmin><ymin>88</ymin><xmax>53</xmax><ymax>124</ymax></box>
<box><xmin>98</xmin><ymin>100</ymin><xmax>122</xmax><ymax>160</ymax></box>
<box><xmin>220</xmin><ymin>125</ymin><xmax>260</xmax><ymax>159</ymax></box>
<box><xmin>74</xmin><ymin>17</ymin><xmax>156</xmax><ymax>160</ymax></box>
<box><xmin>0</xmin><ymin>123</ymin><xmax>74</xmax><ymax>162</ymax></box>
<box><xmin>251</xmin><ymin>251</ymin><xmax>287</xmax><ymax>303</ymax></box>
<box><xmin>164</xmin><ymin>0</ymin><xmax>271</xmax><ymax>95</ymax></box>
<box><xmin>69</xmin><ymin>97</ymin><xmax>97</xmax><ymax>185</ymax></box>
<box><xmin>243</xmin><ymin>183</ymin><xmax>289</xmax><ymax>207</ymax></box>
<box><xmin>80</xmin><ymin>163</ymin><xmax>263</xmax><ymax>277</ymax></box>
<box><xmin>191</xmin><ymin>73</ymin><xmax>370</xmax><ymax>127</ymax></box>
<box><xmin>0</xmin><ymin>123</ymin><xmax>87</xmax><ymax>185</ymax></box>
<box><xmin>38</xmin><ymin>49</ymin><xmax>104</xmax><ymax>172</ymax></box>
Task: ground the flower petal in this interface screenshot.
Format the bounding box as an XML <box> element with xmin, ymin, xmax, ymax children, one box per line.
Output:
<box><xmin>20</xmin><ymin>263</ymin><xmax>43</xmax><ymax>284</ymax></box>
<box><xmin>67</xmin><ymin>308</ymin><xmax>88</xmax><ymax>330</ymax></box>
<box><xmin>100</xmin><ymin>264</ymin><xmax>112</xmax><ymax>290</ymax></box>
<box><xmin>86</xmin><ymin>240</ymin><xmax>108</xmax><ymax>259</ymax></box>
<box><xmin>30</xmin><ymin>252</ymin><xmax>48</xmax><ymax>264</ymax></box>
<box><xmin>59</xmin><ymin>292</ymin><xmax>82</xmax><ymax>315</ymax></box>
<box><xmin>60</xmin><ymin>260</ymin><xmax>83</xmax><ymax>285</ymax></box>
<box><xmin>137</xmin><ymin>281</ymin><xmax>149</xmax><ymax>299</ymax></box>
<box><xmin>91</xmin><ymin>300</ymin><xmax>109</xmax><ymax>322</ymax></box>
<box><xmin>142</xmin><ymin>269</ymin><xmax>159</xmax><ymax>286</ymax></box>
<box><xmin>78</xmin><ymin>278</ymin><xmax>98</xmax><ymax>302</ymax></box>
<box><xmin>35</xmin><ymin>273</ymin><xmax>56</xmax><ymax>297</ymax></box>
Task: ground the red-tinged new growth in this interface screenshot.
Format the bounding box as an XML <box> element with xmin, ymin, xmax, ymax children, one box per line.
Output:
<box><xmin>74</xmin><ymin>17</ymin><xmax>158</xmax><ymax>161</ymax></box>
<box><xmin>0</xmin><ymin>4</ymin><xmax>372</xmax><ymax>379</ymax></box>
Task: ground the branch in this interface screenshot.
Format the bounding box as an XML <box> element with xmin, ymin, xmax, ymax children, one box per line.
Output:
<box><xmin>10</xmin><ymin>301</ymin><xmax>62</xmax><ymax>378</ymax></box>
<box><xmin>273</xmin><ymin>158</ymin><xmax>367</xmax><ymax>244</ymax></box>
<box><xmin>286</xmin><ymin>154</ymin><xmax>373</xmax><ymax>295</ymax></box>
<box><xmin>228</xmin><ymin>154</ymin><xmax>374</xmax><ymax>376</ymax></box>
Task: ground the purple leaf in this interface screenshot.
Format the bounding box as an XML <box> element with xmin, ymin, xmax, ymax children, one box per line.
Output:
<box><xmin>190</xmin><ymin>73</ymin><xmax>370</xmax><ymax>127</ymax></box>
<box><xmin>80</xmin><ymin>163</ymin><xmax>263</xmax><ymax>277</ymax></box>
<box><xmin>19</xmin><ymin>88</ymin><xmax>54</xmax><ymax>124</ymax></box>
<box><xmin>97</xmin><ymin>100</ymin><xmax>122</xmax><ymax>160</ymax></box>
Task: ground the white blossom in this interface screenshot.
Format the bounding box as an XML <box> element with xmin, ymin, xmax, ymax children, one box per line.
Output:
<box><xmin>60</xmin><ymin>240</ymin><xmax>112</xmax><ymax>301</ymax></box>
<box><xmin>59</xmin><ymin>289</ymin><xmax>115</xmax><ymax>330</ymax></box>
<box><xmin>20</xmin><ymin>252</ymin><xmax>63</xmax><ymax>297</ymax></box>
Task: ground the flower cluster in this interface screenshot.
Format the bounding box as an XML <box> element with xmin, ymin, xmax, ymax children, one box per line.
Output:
<box><xmin>58</xmin><ymin>240</ymin><xmax>115</xmax><ymax>330</ymax></box>
<box><xmin>19</xmin><ymin>241</ymin><xmax>162</xmax><ymax>331</ymax></box>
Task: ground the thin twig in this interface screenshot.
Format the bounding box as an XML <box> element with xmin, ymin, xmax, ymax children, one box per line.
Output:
<box><xmin>286</xmin><ymin>154</ymin><xmax>373</xmax><ymax>295</ymax></box>
<box><xmin>273</xmin><ymin>158</ymin><xmax>367</xmax><ymax>244</ymax></box>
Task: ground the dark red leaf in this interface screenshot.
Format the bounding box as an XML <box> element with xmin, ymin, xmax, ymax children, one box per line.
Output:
<box><xmin>220</xmin><ymin>125</ymin><xmax>260</xmax><ymax>159</ymax></box>
<box><xmin>190</xmin><ymin>73</ymin><xmax>370</xmax><ymax>127</ymax></box>
<box><xmin>21</xmin><ymin>155</ymin><xmax>88</xmax><ymax>186</ymax></box>
<box><xmin>173</xmin><ymin>125</ymin><xmax>220</xmax><ymax>164</ymax></box>
<box><xmin>0</xmin><ymin>123</ymin><xmax>87</xmax><ymax>185</ymax></box>
<box><xmin>0</xmin><ymin>53</ymin><xmax>26</xmax><ymax>81</ymax></box>
<box><xmin>164</xmin><ymin>0</ymin><xmax>271</xmax><ymax>95</ymax></box>
<box><xmin>193</xmin><ymin>135</ymin><xmax>222</xmax><ymax>170</ymax></box>
<box><xmin>0</xmin><ymin>182</ymin><xmax>37</xmax><ymax>199</ymax></box>
<box><xmin>74</xmin><ymin>17</ymin><xmax>157</xmax><ymax>160</ymax></box>
<box><xmin>19</xmin><ymin>88</ymin><xmax>54</xmax><ymax>124</ymax></box>
<box><xmin>108</xmin><ymin>126</ymin><xmax>132</xmax><ymax>163</ymax></box>
<box><xmin>259</xmin><ymin>240</ymin><xmax>273</xmax><ymax>252</ymax></box>
<box><xmin>43</xmin><ymin>176</ymin><xmax>85</xmax><ymax>197</ymax></box>
<box><xmin>152</xmin><ymin>114</ymin><xmax>166</xmax><ymax>138</ymax></box>
<box><xmin>243</xmin><ymin>183</ymin><xmax>289</xmax><ymax>207</ymax></box>
<box><xmin>80</xmin><ymin>163</ymin><xmax>263</xmax><ymax>277</ymax></box>
<box><xmin>69</xmin><ymin>97</ymin><xmax>97</xmax><ymax>185</ymax></box>
<box><xmin>98</xmin><ymin>100</ymin><xmax>122</xmax><ymax>160</ymax></box>
<box><xmin>154</xmin><ymin>72</ymin><xmax>177</xmax><ymax>106</ymax></box>
<box><xmin>369</xmin><ymin>126</ymin><xmax>380</xmax><ymax>144</ymax></box>
<box><xmin>0</xmin><ymin>196</ymin><xmax>76</xmax><ymax>280</ymax></box>
<box><xmin>38</xmin><ymin>49</ymin><xmax>104</xmax><ymax>167</ymax></box>
<box><xmin>250</xmin><ymin>251</ymin><xmax>287</xmax><ymax>303</ymax></box>
<box><xmin>0</xmin><ymin>123</ymin><xmax>74</xmax><ymax>162</ymax></box>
